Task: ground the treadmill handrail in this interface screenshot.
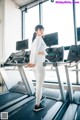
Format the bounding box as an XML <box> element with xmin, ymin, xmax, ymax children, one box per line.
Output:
<box><xmin>1</xmin><ymin>63</ymin><xmax>27</xmax><ymax>67</ymax></box>
<box><xmin>43</xmin><ymin>61</ymin><xmax>70</xmax><ymax>67</ymax></box>
<box><xmin>43</xmin><ymin>61</ymin><xmax>80</xmax><ymax>68</ymax></box>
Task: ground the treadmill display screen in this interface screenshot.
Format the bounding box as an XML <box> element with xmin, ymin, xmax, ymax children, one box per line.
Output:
<box><xmin>16</xmin><ymin>39</ymin><xmax>28</xmax><ymax>51</ymax></box>
<box><xmin>46</xmin><ymin>46</ymin><xmax>64</xmax><ymax>62</ymax></box>
<box><xmin>43</xmin><ymin>32</ymin><xmax>58</xmax><ymax>47</ymax></box>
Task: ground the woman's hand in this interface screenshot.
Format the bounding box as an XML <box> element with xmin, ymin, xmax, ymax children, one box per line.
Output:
<box><xmin>25</xmin><ymin>63</ymin><xmax>35</xmax><ymax>68</ymax></box>
<box><xmin>38</xmin><ymin>51</ymin><xmax>44</xmax><ymax>55</ymax></box>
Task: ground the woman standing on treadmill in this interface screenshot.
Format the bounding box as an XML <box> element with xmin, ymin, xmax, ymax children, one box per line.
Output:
<box><xmin>27</xmin><ymin>24</ymin><xmax>47</xmax><ymax>111</ymax></box>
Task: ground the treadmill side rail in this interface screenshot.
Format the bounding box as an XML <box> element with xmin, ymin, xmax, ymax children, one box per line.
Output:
<box><xmin>42</xmin><ymin>101</ymin><xmax>63</xmax><ymax>120</ymax></box>
<box><xmin>0</xmin><ymin>95</ymin><xmax>28</xmax><ymax>111</ymax></box>
<box><xmin>3</xmin><ymin>96</ymin><xmax>35</xmax><ymax>113</ymax></box>
<box><xmin>62</xmin><ymin>103</ymin><xmax>77</xmax><ymax>120</ymax></box>
<box><xmin>65</xmin><ymin>65</ymin><xmax>73</xmax><ymax>102</ymax></box>
<box><xmin>55</xmin><ymin>66</ymin><xmax>66</xmax><ymax>101</ymax></box>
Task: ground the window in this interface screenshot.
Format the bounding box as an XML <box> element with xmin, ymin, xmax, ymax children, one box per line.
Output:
<box><xmin>43</xmin><ymin>1</ymin><xmax>74</xmax><ymax>46</ymax></box>
<box><xmin>25</xmin><ymin>5</ymin><xmax>39</xmax><ymax>49</ymax></box>
<box><xmin>24</xmin><ymin>1</ymin><xmax>77</xmax><ymax>83</ymax></box>
<box><xmin>76</xmin><ymin>4</ymin><xmax>80</xmax><ymax>29</ymax></box>
<box><xmin>42</xmin><ymin>1</ymin><xmax>76</xmax><ymax>83</ymax></box>
<box><xmin>76</xmin><ymin>4</ymin><xmax>80</xmax><ymax>84</ymax></box>
<box><xmin>76</xmin><ymin>3</ymin><xmax>80</xmax><ymax>44</ymax></box>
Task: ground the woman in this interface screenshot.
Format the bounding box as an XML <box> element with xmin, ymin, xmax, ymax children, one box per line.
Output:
<box><xmin>27</xmin><ymin>25</ymin><xmax>47</xmax><ymax>111</ymax></box>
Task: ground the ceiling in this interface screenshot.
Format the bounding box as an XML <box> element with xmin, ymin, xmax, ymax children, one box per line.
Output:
<box><xmin>12</xmin><ymin>0</ymin><xmax>41</xmax><ymax>7</ymax></box>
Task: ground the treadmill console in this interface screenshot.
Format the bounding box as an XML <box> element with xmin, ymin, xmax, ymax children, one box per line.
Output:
<box><xmin>68</xmin><ymin>45</ymin><xmax>80</xmax><ymax>62</ymax></box>
<box><xmin>46</xmin><ymin>46</ymin><xmax>64</xmax><ymax>62</ymax></box>
<box><xmin>4</xmin><ymin>51</ymin><xmax>30</xmax><ymax>65</ymax></box>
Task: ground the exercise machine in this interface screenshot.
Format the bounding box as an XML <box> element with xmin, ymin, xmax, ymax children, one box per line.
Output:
<box><xmin>61</xmin><ymin>45</ymin><xmax>80</xmax><ymax>120</ymax></box>
<box><xmin>0</xmin><ymin>40</ymin><xmax>35</xmax><ymax>112</ymax></box>
<box><xmin>1</xmin><ymin>46</ymin><xmax>69</xmax><ymax>120</ymax></box>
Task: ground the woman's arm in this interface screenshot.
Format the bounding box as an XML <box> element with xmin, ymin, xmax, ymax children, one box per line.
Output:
<box><xmin>30</xmin><ymin>36</ymin><xmax>42</xmax><ymax>64</ymax></box>
<box><xmin>25</xmin><ymin>36</ymin><xmax>42</xmax><ymax>68</ymax></box>
<box><xmin>38</xmin><ymin>51</ymin><xmax>45</xmax><ymax>55</ymax></box>
<box><xmin>27</xmin><ymin>63</ymin><xmax>35</xmax><ymax>67</ymax></box>
<box><xmin>26</xmin><ymin>51</ymin><xmax>45</xmax><ymax>68</ymax></box>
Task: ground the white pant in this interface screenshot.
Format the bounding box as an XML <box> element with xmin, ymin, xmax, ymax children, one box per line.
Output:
<box><xmin>33</xmin><ymin>62</ymin><xmax>45</xmax><ymax>105</ymax></box>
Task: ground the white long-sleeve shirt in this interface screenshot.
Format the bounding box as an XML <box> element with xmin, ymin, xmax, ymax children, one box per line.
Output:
<box><xmin>30</xmin><ymin>36</ymin><xmax>47</xmax><ymax>64</ymax></box>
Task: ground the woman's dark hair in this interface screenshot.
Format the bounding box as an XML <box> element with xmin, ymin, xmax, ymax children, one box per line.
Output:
<box><xmin>35</xmin><ymin>24</ymin><xmax>44</xmax><ymax>31</ymax></box>
<box><xmin>32</xmin><ymin>24</ymin><xmax>44</xmax><ymax>42</ymax></box>
<box><xmin>32</xmin><ymin>32</ymin><xmax>36</xmax><ymax>42</ymax></box>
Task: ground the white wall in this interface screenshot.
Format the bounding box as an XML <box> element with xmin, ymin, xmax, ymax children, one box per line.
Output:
<box><xmin>0</xmin><ymin>0</ymin><xmax>4</xmax><ymax>62</ymax></box>
<box><xmin>4</xmin><ymin>0</ymin><xmax>21</xmax><ymax>61</ymax></box>
<box><xmin>0</xmin><ymin>0</ymin><xmax>21</xmax><ymax>62</ymax></box>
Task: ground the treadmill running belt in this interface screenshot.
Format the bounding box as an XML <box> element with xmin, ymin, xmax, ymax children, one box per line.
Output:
<box><xmin>0</xmin><ymin>92</ymin><xmax>23</xmax><ymax>106</ymax></box>
<box><xmin>9</xmin><ymin>98</ymin><xmax>56</xmax><ymax>120</ymax></box>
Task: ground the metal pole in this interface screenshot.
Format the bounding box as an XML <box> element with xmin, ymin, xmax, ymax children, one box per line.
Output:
<box><xmin>55</xmin><ymin>66</ymin><xmax>66</xmax><ymax>101</ymax></box>
<box><xmin>21</xmin><ymin>11</ymin><xmax>25</xmax><ymax>40</ymax></box>
<box><xmin>72</xmin><ymin>0</ymin><xmax>79</xmax><ymax>84</ymax></box>
<box><xmin>65</xmin><ymin>65</ymin><xmax>73</xmax><ymax>102</ymax></box>
<box><xmin>39</xmin><ymin>2</ymin><xmax>43</xmax><ymax>24</ymax></box>
<box><xmin>18</xmin><ymin>66</ymin><xmax>35</xmax><ymax>96</ymax></box>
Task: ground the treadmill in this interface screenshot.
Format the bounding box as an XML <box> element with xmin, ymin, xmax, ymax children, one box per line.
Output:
<box><xmin>0</xmin><ymin>40</ymin><xmax>35</xmax><ymax>112</ymax></box>
<box><xmin>61</xmin><ymin>45</ymin><xmax>80</xmax><ymax>120</ymax></box>
<box><xmin>0</xmin><ymin>51</ymin><xmax>33</xmax><ymax>111</ymax></box>
<box><xmin>1</xmin><ymin>46</ymin><xmax>69</xmax><ymax>120</ymax></box>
